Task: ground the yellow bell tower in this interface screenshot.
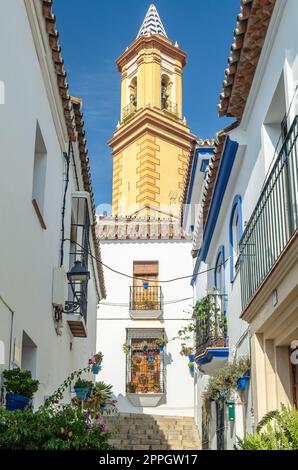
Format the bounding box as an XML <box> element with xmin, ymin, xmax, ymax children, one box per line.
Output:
<box><xmin>109</xmin><ymin>4</ymin><xmax>196</xmax><ymax>218</ymax></box>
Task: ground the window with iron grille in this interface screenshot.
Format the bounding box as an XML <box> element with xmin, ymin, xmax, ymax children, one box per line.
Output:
<box><xmin>65</xmin><ymin>196</ymin><xmax>90</xmax><ymax>322</ymax></box>
<box><xmin>126</xmin><ymin>330</ymin><xmax>166</xmax><ymax>394</ymax></box>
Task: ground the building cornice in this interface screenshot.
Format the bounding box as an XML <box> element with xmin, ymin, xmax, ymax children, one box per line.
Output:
<box><xmin>108</xmin><ymin>108</ymin><xmax>196</xmax><ymax>154</ymax></box>
<box><xmin>116</xmin><ymin>34</ymin><xmax>187</xmax><ymax>71</ymax></box>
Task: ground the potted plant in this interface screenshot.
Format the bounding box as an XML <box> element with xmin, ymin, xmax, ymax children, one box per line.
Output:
<box><xmin>74</xmin><ymin>379</ymin><xmax>94</xmax><ymax>400</ymax></box>
<box><xmin>180</xmin><ymin>344</ymin><xmax>194</xmax><ymax>357</ymax></box>
<box><xmin>89</xmin><ymin>352</ymin><xmax>103</xmax><ymax>375</ymax></box>
<box><xmin>237</xmin><ymin>371</ymin><xmax>250</xmax><ymax>390</ymax></box>
<box><xmin>122</xmin><ymin>343</ymin><xmax>130</xmax><ymax>355</ymax></box>
<box><xmin>153</xmin><ymin>383</ymin><xmax>161</xmax><ymax>393</ymax></box>
<box><xmin>3</xmin><ymin>368</ymin><xmax>39</xmax><ymax>411</ymax></box>
<box><xmin>156</xmin><ymin>338</ymin><xmax>168</xmax><ymax>352</ymax></box>
<box><xmin>127</xmin><ymin>382</ymin><xmax>137</xmax><ymax>394</ymax></box>
<box><xmin>147</xmin><ymin>355</ymin><xmax>154</xmax><ymax>364</ymax></box>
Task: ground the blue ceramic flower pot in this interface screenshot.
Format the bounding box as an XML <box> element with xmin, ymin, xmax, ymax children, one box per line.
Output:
<box><xmin>189</xmin><ymin>365</ymin><xmax>195</xmax><ymax>374</ymax></box>
<box><xmin>237</xmin><ymin>375</ymin><xmax>250</xmax><ymax>390</ymax></box>
<box><xmin>188</xmin><ymin>354</ymin><xmax>195</xmax><ymax>362</ymax></box>
<box><xmin>158</xmin><ymin>344</ymin><xmax>164</xmax><ymax>352</ymax></box>
<box><xmin>92</xmin><ymin>364</ymin><xmax>101</xmax><ymax>375</ymax></box>
<box><xmin>74</xmin><ymin>387</ymin><xmax>88</xmax><ymax>400</ymax></box>
<box><xmin>100</xmin><ymin>404</ymin><xmax>105</xmax><ymax>412</ymax></box>
<box><xmin>5</xmin><ymin>393</ymin><xmax>31</xmax><ymax>411</ymax></box>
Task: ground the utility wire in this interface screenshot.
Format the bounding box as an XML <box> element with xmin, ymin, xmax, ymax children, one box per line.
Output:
<box><xmin>63</xmin><ymin>238</ymin><xmax>234</xmax><ymax>284</ymax></box>
<box><xmin>99</xmin><ymin>296</ymin><xmax>193</xmax><ymax>307</ymax></box>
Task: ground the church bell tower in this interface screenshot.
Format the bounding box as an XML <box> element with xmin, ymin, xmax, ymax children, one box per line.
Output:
<box><xmin>109</xmin><ymin>4</ymin><xmax>196</xmax><ymax>218</ymax></box>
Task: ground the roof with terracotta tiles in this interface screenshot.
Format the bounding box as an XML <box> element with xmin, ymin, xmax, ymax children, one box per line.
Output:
<box><xmin>41</xmin><ymin>0</ymin><xmax>106</xmax><ymax>299</ymax></box>
<box><xmin>218</xmin><ymin>0</ymin><xmax>276</xmax><ymax>120</ymax></box>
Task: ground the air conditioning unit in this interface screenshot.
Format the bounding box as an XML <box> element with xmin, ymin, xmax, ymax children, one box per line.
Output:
<box><xmin>52</xmin><ymin>267</ymin><xmax>67</xmax><ymax>309</ymax></box>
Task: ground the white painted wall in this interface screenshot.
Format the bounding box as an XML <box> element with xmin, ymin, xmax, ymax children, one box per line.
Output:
<box><xmin>97</xmin><ymin>239</ymin><xmax>195</xmax><ymax>416</ymax></box>
<box><xmin>190</xmin><ymin>0</ymin><xmax>298</xmax><ymax>448</ymax></box>
<box><xmin>0</xmin><ymin>0</ymin><xmax>99</xmax><ymax>407</ymax></box>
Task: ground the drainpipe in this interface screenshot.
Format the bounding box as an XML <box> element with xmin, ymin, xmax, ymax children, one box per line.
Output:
<box><xmin>0</xmin><ymin>295</ymin><xmax>14</xmax><ymax>369</ymax></box>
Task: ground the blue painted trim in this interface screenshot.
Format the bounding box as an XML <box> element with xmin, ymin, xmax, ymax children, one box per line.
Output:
<box><xmin>229</xmin><ymin>195</ymin><xmax>243</xmax><ymax>283</ymax></box>
<box><xmin>191</xmin><ymin>255</ymin><xmax>201</xmax><ymax>286</ymax></box>
<box><xmin>214</xmin><ymin>245</ymin><xmax>226</xmax><ymax>314</ymax></box>
<box><xmin>197</xmin><ymin>348</ymin><xmax>229</xmax><ymax>366</ymax></box>
<box><xmin>198</xmin><ymin>138</ymin><xmax>238</xmax><ymax>264</ymax></box>
<box><xmin>186</xmin><ymin>147</ymin><xmax>215</xmax><ymax>205</ymax></box>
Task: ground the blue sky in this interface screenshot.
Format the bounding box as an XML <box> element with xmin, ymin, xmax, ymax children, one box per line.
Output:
<box><xmin>54</xmin><ymin>0</ymin><xmax>239</xmax><ymax>209</ymax></box>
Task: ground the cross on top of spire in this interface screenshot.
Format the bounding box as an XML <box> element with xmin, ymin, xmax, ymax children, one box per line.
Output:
<box><xmin>137</xmin><ymin>4</ymin><xmax>167</xmax><ymax>39</ymax></box>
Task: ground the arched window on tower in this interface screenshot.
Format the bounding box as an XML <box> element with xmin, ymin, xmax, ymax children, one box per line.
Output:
<box><xmin>129</xmin><ymin>77</ymin><xmax>137</xmax><ymax>110</ymax></box>
<box><xmin>161</xmin><ymin>74</ymin><xmax>172</xmax><ymax>112</ymax></box>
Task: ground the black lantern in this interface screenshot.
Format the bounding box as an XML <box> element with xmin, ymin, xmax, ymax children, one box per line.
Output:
<box><xmin>67</xmin><ymin>260</ymin><xmax>90</xmax><ymax>282</ymax></box>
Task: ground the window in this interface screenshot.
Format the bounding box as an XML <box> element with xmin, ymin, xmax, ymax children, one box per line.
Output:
<box><xmin>129</xmin><ymin>77</ymin><xmax>137</xmax><ymax>110</ymax></box>
<box><xmin>263</xmin><ymin>72</ymin><xmax>287</xmax><ymax>162</ymax></box>
<box><xmin>229</xmin><ymin>195</ymin><xmax>243</xmax><ymax>282</ymax></box>
<box><xmin>214</xmin><ymin>246</ymin><xmax>226</xmax><ymax>314</ymax></box>
<box><xmin>131</xmin><ymin>261</ymin><xmax>160</xmax><ymax>311</ymax></box>
<box><xmin>66</xmin><ymin>196</ymin><xmax>90</xmax><ymax>322</ymax></box>
<box><xmin>161</xmin><ymin>74</ymin><xmax>172</xmax><ymax>111</ymax></box>
<box><xmin>126</xmin><ymin>330</ymin><xmax>165</xmax><ymax>394</ymax></box>
<box><xmin>32</xmin><ymin>122</ymin><xmax>47</xmax><ymax>228</ymax></box>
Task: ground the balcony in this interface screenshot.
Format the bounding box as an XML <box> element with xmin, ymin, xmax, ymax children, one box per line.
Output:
<box><xmin>129</xmin><ymin>286</ymin><xmax>163</xmax><ymax>319</ymax></box>
<box><xmin>122</xmin><ymin>103</ymin><xmax>137</xmax><ymax>120</ymax></box>
<box><xmin>195</xmin><ymin>294</ymin><xmax>229</xmax><ymax>375</ymax></box>
<box><xmin>161</xmin><ymin>100</ymin><xmax>178</xmax><ymax>117</ymax></box>
<box><xmin>237</xmin><ymin>116</ymin><xmax>298</xmax><ymax>310</ymax></box>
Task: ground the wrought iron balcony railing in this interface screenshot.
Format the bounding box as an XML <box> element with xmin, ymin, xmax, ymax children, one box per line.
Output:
<box><xmin>130</xmin><ymin>286</ymin><xmax>163</xmax><ymax>311</ymax></box>
<box><xmin>195</xmin><ymin>294</ymin><xmax>228</xmax><ymax>359</ymax></box>
<box><xmin>161</xmin><ymin>100</ymin><xmax>178</xmax><ymax>116</ymax></box>
<box><xmin>122</xmin><ymin>103</ymin><xmax>137</xmax><ymax>119</ymax></box>
<box><xmin>236</xmin><ymin>116</ymin><xmax>298</xmax><ymax>309</ymax></box>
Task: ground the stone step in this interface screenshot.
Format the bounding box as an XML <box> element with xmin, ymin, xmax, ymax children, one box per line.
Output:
<box><xmin>104</xmin><ymin>413</ymin><xmax>201</xmax><ymax>451</ymax></box>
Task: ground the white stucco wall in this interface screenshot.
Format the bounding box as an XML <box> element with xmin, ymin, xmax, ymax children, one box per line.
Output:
<box><xmin>0</xmin><ymin>0</ymin><xmax>99</xmax><ymax>407</ymax></box>
<box><xmin>97</xmin><ymin>239</ymin><xmax>195</xmax><ymax>416</ymax></box>
<box><xmin>192</xmin><ymin>0</ymin><xmax>298</xmax><ymax>449</ymax></box>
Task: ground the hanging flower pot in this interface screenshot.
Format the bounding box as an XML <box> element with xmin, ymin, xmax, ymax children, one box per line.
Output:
<box><xmin>188</xmin><ymin>362</ymin><xmax>195</xmax><ymax>374</ymax></box>
<box><xmin>156</xmin><ymin>338</ymin><xmax>168</xmax><ymax>352</ymax></box>
<box><xmin>100</xmin><ymin>404</ymin><xmax>106</xmax><ymax>413</ymax></box>
<box><xmin>236</xmin><ymin>372</ymin><xmax>250</xmax><ymax>391</ymax></box>
<box><xmin>147</xmin><ymin>356</ymin><xmax>154</xmax><ymax>364</ymax></box>
<box><xmin>74</xmin><ymin>388</ymin><xmax>88</xmax><ymax>400</ymax></box>
<box><xmin>91</xmin><ymin>364</ymin><xmax>101</xmax><ymax>375</ymax></box>
<box><xmin>143</xmin><ymin>345</ymin><xmax>148</xmax><ymax>352</ymax></box>
<box><xmin>188</xmin><ymin>354</ymin><xmax>195</xmax><ymax>362</ymax></box>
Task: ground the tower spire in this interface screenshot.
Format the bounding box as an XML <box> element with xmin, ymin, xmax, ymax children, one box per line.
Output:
<box><xmin>137</xmin><ymin>4</ymin><xmax>167</xmax><ymax>39</ymax></box>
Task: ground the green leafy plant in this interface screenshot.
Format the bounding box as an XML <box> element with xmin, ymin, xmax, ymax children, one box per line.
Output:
<box><xmin>73</xmin><ymin>379</ymin><xmax>93</xmax><ymax>390</ymax></box>
<box><xmin>237</xmin><ymin>405</ymin><xmax>298</xmax><ymax>450</ymax></box>
<box><xmin>0</xmin><ymin>405</ymin><xmax>112</xmax><ymax>450</ymax></box>
<box><xmin>180</xmin><ymin>344</ymin><xmax>194</xmax><ymax>357</ymax></box>
<box><xmin>156</xmin><ymin>338</ymin><xmax>168</xmax><ymax>347</ymax></box>
<box><xmin>122</xmin><ymin>343</ymin><xmax>130</xmax><ymax>355</ymax></box>
<box><xmin>203</xmin><ymin>356</ymin><xmax>250</xmax><ymax>402</ymax></box>
<box><xmin>2</xmin><ymin>368</ymin><xmax>39</xmax><ymax>399</ymax></box>
<box><xmin>127</xmin><ymin>382</ymin><xmax>137</xmax><ymax>393</ymax></box>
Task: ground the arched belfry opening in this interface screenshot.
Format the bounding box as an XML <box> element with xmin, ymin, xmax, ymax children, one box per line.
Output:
<box><xmin>161</xmin><ymin>74</ymin><xmax>171</xmax><ymax>111</ymax></box>
<box><xmin>129</xmin><ymin>77</ymin><xmax>138</xmax><ymax>111</ymax></box>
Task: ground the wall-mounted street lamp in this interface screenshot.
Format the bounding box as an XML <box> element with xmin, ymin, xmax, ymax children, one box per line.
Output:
<box><xmin>67</xmin><ymin>260</ymin><xmax>90</xmax><ymax>283</ymax></box>
<box><xmin>64</xmin><ymin>261</ymin><xmax>90</xmax><ymax>316</ymax></box>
